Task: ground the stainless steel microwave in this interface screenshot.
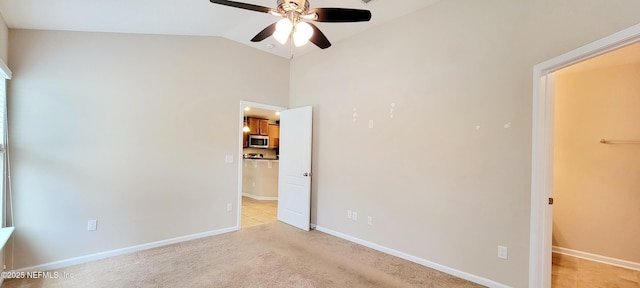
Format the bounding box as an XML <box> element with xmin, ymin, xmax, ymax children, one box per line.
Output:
<box><xmin>248</xmin><ymin>135</ymin><xmax>269</xmax><ymax>148</ymax></box>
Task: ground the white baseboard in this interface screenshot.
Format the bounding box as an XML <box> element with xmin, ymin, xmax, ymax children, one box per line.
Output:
<box><xmin>313</xmin><ymin>225</ymin><xmax>510</xmax><ymax>288</ymax></box>
<box><xmin>14</xmin><ymin>226</ymin><xmax>239</xmax><ymax>272</ymax></box>
<box><xmin>242</xmin><ymin>193</ymin><xmax>278</xmax><ymax>201</ymax></box>
<box><xmin>552</xmin><ymin>246</ymin><xmax>640</xmax><ymax>271</ymax></box>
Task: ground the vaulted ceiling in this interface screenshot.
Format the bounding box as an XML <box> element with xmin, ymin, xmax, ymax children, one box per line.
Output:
<box><xmin>0</xmin><ymin>0</ymin><xmax>441</xmax><ymax>58</ymax></box>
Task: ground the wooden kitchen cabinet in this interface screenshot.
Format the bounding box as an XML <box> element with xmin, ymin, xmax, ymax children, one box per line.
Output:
<box><xmin>248</xmin><ymin>117</ymin><xmax>269</xmax><ymax>135</ymax></box>
<box><xmin>268</xmin><ymin>124</ymin><xmax>280</xmax><ymax>148</ymax></box>
<box><xmin>248</xmin><ymin>118</ymin><xmax>259</xmax><ymax>134</ymax></box>
<box><xmin>259</xmin><ymin>119</ymin><xmax>269</xmax><ymax>136</ymax></box>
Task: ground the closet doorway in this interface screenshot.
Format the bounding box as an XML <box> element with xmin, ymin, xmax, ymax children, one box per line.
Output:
<box><xmin>529</xmin><ymin>23</ymin><xmax>640</xmax><ymax>288</ymax></box>
<box><xmin>550</xmin><ymin>42</ymin><xmax>640</xmax><ymax>287</ymax></box>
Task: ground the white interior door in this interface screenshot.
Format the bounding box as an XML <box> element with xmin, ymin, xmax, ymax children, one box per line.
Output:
<box><xmin>277</xmin><ymin>106</ymin><xmax>312</xmax><ymax>231</ymax></box>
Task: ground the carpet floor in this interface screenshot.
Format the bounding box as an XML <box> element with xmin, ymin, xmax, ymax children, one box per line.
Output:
<box><xmin>3</xmin><ymin>222</ymin><xmax>484</xmax><ymax>288</ymax></box>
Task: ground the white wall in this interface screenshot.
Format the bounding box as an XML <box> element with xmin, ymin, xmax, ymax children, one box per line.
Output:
<box><xmin>289</xmin><ymin>0</ymin><xmax>640</xmax><ymax>286</ymax></box>
<box><xmin>7</xmin><ymin>30</ymin><xmax>289</xmax><ymax>269</ymax></box>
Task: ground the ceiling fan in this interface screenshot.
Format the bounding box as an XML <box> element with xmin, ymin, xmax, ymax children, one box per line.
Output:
<box><xmin>209</xmin><ymin>0</ymin><xmax>372</xmax><ymax>49</ymax></box>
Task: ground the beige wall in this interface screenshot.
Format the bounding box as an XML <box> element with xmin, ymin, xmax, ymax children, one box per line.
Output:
<box><xmin>553</xmin><ymin>48</ymin><xmax>640</xmax><ymax>263</ymax></box>
<box><xmin>0</xmin><ymin>13</ymin><xmax>7</xmax><ymax>63</ymax></box>
<box><xmin>289</xmin><ymin>0</ymin><xmax>640</xmax><ymax>287</ymax></box>
<box><xmin>242</xmin><ymin>160</ymin><xmax>279</xmax><ymax>198</ymax></box>
<box><xmin>7</xmin><ymin>30</ymin><xmax>289</xmax><ymax>269</ymax></box>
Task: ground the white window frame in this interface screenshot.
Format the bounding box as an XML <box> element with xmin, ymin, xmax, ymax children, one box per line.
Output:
<box><xmin>0</xmin><ymin>59</ymin><xmax>13</xmax><ymax>252</ymax></box>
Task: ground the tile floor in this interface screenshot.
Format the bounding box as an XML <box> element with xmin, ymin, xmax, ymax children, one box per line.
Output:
<box><xmin>241</xmin><ymin>196</ymin><xmax>277</xmax><ymax>228</ymax></box>
<box><xmin>552</xmin><ymin>253</ymin><xmax>640</xmax><ymax>287</ymax></box>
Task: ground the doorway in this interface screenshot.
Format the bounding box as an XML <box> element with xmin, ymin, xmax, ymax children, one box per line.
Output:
<box><xmin>551</xmin><ymin>42</ymin><xmax>640</xmax><ymax>286</ymax></box>
<box><xmin>238</xmin><ymin>101</ymin><xmax>285</xmax><ymax>229</ymax></box>
<box><xmin>529</xmin><ymin>23</ymin><xmax>640</xmax><ymax>288</ymax></box>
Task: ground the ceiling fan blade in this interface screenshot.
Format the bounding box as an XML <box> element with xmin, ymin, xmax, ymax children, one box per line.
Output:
<box><xmin>251</xmin><ymin>23</ymin><xmax>277</xmax><ymax>42</ymax></box>
<box><xmin>209</xmin><ymin>0</ymin><xmax>274</xmax><ymax>14</ymax></box>
<box><xmin>307</xmin><ymin>23</ymin><xmax>331</xmax><ymax>49</ymax></box>
<box><xmin>307</xmin><ymin>8</ymin><xmax>372</xmax><ymax>23</ymax></box>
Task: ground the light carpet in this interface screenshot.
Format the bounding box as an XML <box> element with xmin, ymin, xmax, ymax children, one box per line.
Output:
<box><xmin>3</xmin><ymin>222</ymin><xmax>485</xmax><ymax>287</ymax></box>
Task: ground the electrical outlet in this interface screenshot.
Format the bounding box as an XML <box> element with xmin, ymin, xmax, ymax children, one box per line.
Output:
<box><xmin>367</xmin><ymin>216</ymin><xmax>373</xmax><ymax>225</ymax></box>
<box><xmin>87</xmin><ymin>219</ymin><xmax>97</xmax><ymax>231</ymax></box>
<box><xmin>498</xmin><ymin>245</ymin><xmax>508</xmax><ymax>259</ymax></box>
<box><xmin>352</xmin><ymin>211</ymin><xmax>358</xmax><ymax>221</ymax></box>
<box><xmin>227</xmin><ymin>203</ymin><xmax>233</xmax><ymax>212</ymax></box>
<box><xmin>347</xmin><ymin>210</ymin><xmax>352</xmax><ymax>219</ymax></box>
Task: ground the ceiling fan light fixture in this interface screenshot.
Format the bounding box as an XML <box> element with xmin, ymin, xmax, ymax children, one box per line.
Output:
<box><xmin>293</xmin><ymin>21</ymin><xmax>314</xmax><ymax>47</ymax></box>
<box><xmin>209</xmin><ymin>0</ymin><xmax>371</xmax><ymax>50</ymax></box>
<box><xmin>273</xmin><ymin>18</ymin><xmax>293</xmax><ymax>44</ymax></box>
<box><xmin>300</xmin><ymin>13</ymin><xmax>317</xmax><ymax>20</ymax></box>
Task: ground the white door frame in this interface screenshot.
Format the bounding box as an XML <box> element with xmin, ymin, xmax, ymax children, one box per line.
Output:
<box><xmin>529</xmin><ymin>23</ymin><xmax>640</xmax><ymax>288</ymax></box>
<box><xmin>237</xmin><ymin>101</ymin><xmax>286</xmax><ymax>229</ymax></box>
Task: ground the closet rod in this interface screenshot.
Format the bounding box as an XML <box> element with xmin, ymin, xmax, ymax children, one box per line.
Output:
<box><xmin>600</xmin><ymin>138</ymin><xmax>640</xmax><ymax>144</ymax></box>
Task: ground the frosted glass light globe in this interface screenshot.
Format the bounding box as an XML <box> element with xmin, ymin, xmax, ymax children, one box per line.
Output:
<box><xmin>273</xmin><ymin>18</ymin><xmax>293</xmax><ymax>44</ymax></box>
<box><xmin>293</xmin><ymin>22</ymin><xmax>314</xmax><ymax>47</ymax></box>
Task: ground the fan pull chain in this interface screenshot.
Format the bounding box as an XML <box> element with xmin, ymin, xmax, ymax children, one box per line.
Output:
<box><xmin>290</xmin><ymin>36</ymin><xmax>294</xmax><ymax>60</ymax></box>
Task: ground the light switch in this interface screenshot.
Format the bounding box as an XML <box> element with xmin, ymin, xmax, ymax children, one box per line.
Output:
<box><xmin>225</xmin><ymin>155</ymin><xmax>233</xmax><ymax>163</ymax></box>
<box><xmin>498</xmin><ymin>245</ymin><xmax>508</xmax><ymax>259</ymax></box>
<box><xmin>87</xmin><ymin>219</ymin><xmax>97</xmax><ymax>231</ymax></box>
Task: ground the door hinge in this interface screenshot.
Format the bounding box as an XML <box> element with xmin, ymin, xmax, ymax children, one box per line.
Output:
<box><xmin>548</xmin><ymin>197</ymin><xmax>554</xmax><ymax>205</ymax></box>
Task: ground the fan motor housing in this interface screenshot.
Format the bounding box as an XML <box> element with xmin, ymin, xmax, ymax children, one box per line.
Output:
<box><xmin>276</xmin><ymin>0</ymin><xmax>310</xmax><ymax>14</ymax></box>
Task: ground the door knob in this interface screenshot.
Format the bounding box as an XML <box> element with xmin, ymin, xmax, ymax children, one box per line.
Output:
<box><xmin>303</xmin><ymin>172</ymin><xmax>312</xmax><ymax>177</ymax></box>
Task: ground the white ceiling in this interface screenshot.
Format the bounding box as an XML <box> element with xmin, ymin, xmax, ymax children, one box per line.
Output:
<box><xmin>0</xmin><ymin>0</ymin><xmax>441</xmax><ymax>58</ymax></box>
<box><xmin>245</xmin><ymin>106</ymin><xmax>280</xmax><ymax>121</ymax></box>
